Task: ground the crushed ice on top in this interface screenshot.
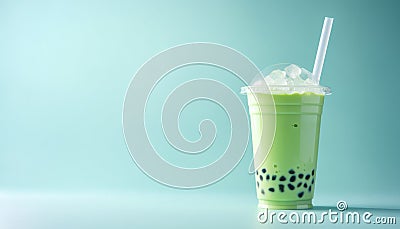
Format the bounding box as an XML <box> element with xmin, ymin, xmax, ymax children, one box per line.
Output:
<box><xmin>252</xmin><ymin>64</ymin><xmax>322</xmax><ymax>94</ymax></box>
<box><xmin>265</xmin><ymin>64</ymin><xmax>316</xmax><ymax>86</ymax></box>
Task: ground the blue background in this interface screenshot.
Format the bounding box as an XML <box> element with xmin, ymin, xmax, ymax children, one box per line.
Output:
<box><xmin>1</xmin><ymin>0</ymin><xmax>399</xmax><ymax>228</ymax></box>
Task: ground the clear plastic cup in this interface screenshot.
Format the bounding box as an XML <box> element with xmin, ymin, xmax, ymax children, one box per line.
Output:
<box><xmin>241</xmin><ymin>64</ymin><xmax>331</xmax><ymax>209</ymax></box>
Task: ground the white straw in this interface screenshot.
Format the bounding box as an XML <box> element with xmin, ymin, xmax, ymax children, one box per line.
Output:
<box><xmin>312</xmin><ymin>17</ymin><xmax>334</xmax><ymax>84</ymax></box>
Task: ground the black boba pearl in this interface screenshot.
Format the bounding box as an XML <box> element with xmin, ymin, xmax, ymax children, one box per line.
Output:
<box><xmin>311</xmin><ymin>178</ymin><xmax>314</xmax><ymax>185</ymax></box>
<box><xmin>279</xmin><ymin>184</ymin><xmax>284</xmax><ymax>192</ymax></box>
<box><xmin>297</xmin><ymin>182</ymin><xmax>302</xmax><ymax>188</ymax></box>
<box><xmin>262</xmin><ymin>168</ymin><xmax>267</xmax><ymax>173</ymax></box>
<box><xmin>298</xmin><ymin>192</ymin><xmax>304</xmax><ymax>198</ymax></box>
<box><xmin>256</xmin><ymin>170</ymin><xmax>259</xmax><ymax>175</ymax></box>
<box><xmin>308</xmin><ymin>186</ymin><xmax>312</xmax><ymax>192</ymax></box>
<box><xmin>312</xmin><ymin>169</ymin><xmax>315</xmax><ymax>176</ymax></box>
<box><xmin>288</xmin><ymin>183</ymin><xmax>295</xmax><ymax>190</ymax></box>
<box><xmin>261</xmin><ymin>189</ymin><xmax>265</xmax><ymax>195</ymax></box>
<box><xmin>298</xmin><ymin>173</ymin><xmax>304</xmax><ymax>179</ymax></box>
<box><xmin>304</xmin><ymin>183</ymin><xmax>308</xmax><ymax>188</ymax></box>
<box><xmin>268</xmin><ymin>188</ymin><xmax>275</xmax><ymax>192</ymax></box>
<box><xmin>279</xmin><ymin>176</ymin><xmax>286</xmax><ymax>181</ymax></box>
<box><xmin>272</xmin><ymin>175</ymin><xmax>277</xmax><ymax>181</ymax></box>
<box><xmin>305</xmin><ymin>174</ymin><xmax>310</xmax><ymax>180</ymax></box>
<box><xmin>290</xmin><ymin>175</ymin><xmax>296</xmax><ymax>182</ymax></box>
<box><xmin>257</xmin><ymin>181</ymin><xmax>259</xmax><ymax>187</ymax></box>
<box><xmin>266</xmin><ymin>174</ymin><xmax>270</xmax><ymax>180</ymax></box>
<box><xmin>259</xmin><ymin>175</ymin><xmax>263</xmax><ymax>181</ymax></box>
<box><xmin>288</xmin><ymin>169</ymin><xmax>295</xmax><ymax>174</ymax></box>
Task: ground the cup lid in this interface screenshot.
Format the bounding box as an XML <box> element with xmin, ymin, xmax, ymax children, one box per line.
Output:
<box><xmin>241</xmin><ymin>85</ymin><xmax>331</xmax><ymax>95</ymax></box>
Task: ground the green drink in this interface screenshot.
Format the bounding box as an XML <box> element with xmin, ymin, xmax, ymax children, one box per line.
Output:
<box><xmin>248</xmin><ymin>92</ymin><xmax>324</xmax><ymax>209</ymax></box>
<box><xmin>242</xmin><ymin>64</ymin><xmax>331</xmax><ymax>210</ymax></box>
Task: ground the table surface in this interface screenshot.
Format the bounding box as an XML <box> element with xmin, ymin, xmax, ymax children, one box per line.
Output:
<box><xmin>1</xmin><ymin>192</ymin><xmax>399</xmax><ymax>229</ymax></box>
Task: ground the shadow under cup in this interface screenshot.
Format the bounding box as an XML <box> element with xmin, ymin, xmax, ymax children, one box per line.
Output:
<box><xmin>243</xmin><ymin>86</ymin><xmax>330</xmax><ymax>210</ymax></box>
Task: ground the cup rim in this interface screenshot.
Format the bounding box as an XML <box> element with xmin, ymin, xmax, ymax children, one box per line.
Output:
<box><xmin>240</xmin><ymin>85</ymin><xmax>331</xmax><ymax>95</ymax></box>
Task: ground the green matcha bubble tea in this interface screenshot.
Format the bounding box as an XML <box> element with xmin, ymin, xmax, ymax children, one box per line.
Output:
<box><xmin>242</xmin><ymin>64</ymin><xmax>331</xmax><ymax>210</ymax></box>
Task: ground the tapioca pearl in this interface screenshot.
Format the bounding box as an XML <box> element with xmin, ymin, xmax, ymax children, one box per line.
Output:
<box><xmin>279</xmin><ymin>184</ymin><xmax>284</xmax><ymax>192</ymax></box>
<box><xmin>268</xmin><ymin>187</ymin><xmax>275</xmax><ymax>192</ymax></box>
<box><xmin>288</xmin><ymin>169</ymin><xmax>295</xmax><ymax>174</ymax></box>
<box><xmin>262</xmin><ymin>168</ymin><xmax>267</xmax><ymax>173</ymax></box>
<box><xmin>308</xmin><ymin>186</ymin><xmax>312</xmax><ymax>192</ymax></box>
<box><xmin>259</xmin><ymin>175</ymin><xmax>263</xmax><ymax>181</ymax></box>
<box><xmin>298</xmin><ymin>173</ymin><xmax>304</xmax><ymax>179</ymax></box>
<box><xmin>303</xmin><ymin>183</ymin><xmax>308</xmax><ymax>188</ymax></box>
<box><xmin>298</xmin><ymin>192</ymin><xmax>304</xmax><ymax>198</ymax></box>
<box><xmin>311</xmin><ymin>178</ymin><xmax>314</xmax><ymax>185</ymax></box>
<box><xmin>312</xmin><ymin>169</ymin><xmax>315</xmax><ymax>176</ymax></box>
<box><xmin>288</xmin><ymin>183</ymin><xmax>295</xmax><ymax>190</ymax></box>
<box><xmin>273</xmin><ymin>164</ymin><xmax>277</xmax><ymax>168</ymax></box>
<box><xmin>305</xmin><ymin>174</ymin><xmax>310</xmax><ymax>180</ymax></box>
<box><xmin>290</xmin><ymin>175</ymin><xmax>296</xmax><ymax>182</ymax></box>
<box><xmin>261</xmin><ymin>189</ymin><xmax>265</xmax><ymax>195</ymax></box>
<box><xmin>256</xmin><ymin>170</ymin><xmax>259</xmax><ymax>175</ymax></box>
<box><xmin>257</xmin><ymin>181</ymin><xmax>259</xmax><ymax>188</ymax></box>
<box><xmin>272</xmin><ymin>175</ymin><xmax>277</xmax><ymax>181</ymax></box>
<box><xmin>279</xmin><ymin>176</ymin><xmax>286</xmax><ymax>181</ymax></box>
<box><xmin>266</xmin><ymin>174</ymin><xmax>270</xmax><ymax>180</ymax></box>
<box><xmin>297</xmin><ymin>182</ymin><xmax>302</xmax><ymax>188</ymax></box>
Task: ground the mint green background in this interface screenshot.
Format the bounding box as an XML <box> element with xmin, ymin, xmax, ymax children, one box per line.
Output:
<box><xmin>1</xmin><ymin>0</ymin><xmax>399</xmax><ymax>228</ymax></box>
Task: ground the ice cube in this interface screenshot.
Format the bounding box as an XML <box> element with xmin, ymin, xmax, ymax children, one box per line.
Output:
<box><xmin>268</xmin><ymin>70</ymin><xmax>286</xmax><ymax>80</ymax></box>
<box><xmin>265</xmin><ymin>77</ymin><xmax>274</xmax><ymax>85</ymax></box>
<box><xmin>273</xmin><ymin>77</ymin><xmax>287</xmax><ymax>85</ymax></box>
<box><xmin>304</xmin><ymin>78</ymin><xmax>317</xmax><ymax>85</ymax></box>
<box><xmin>292</xmin><ymin>76</ymin><xmax>305</xmax><ymax>85</ymax></box>
<box><xmin>285</xmin><ymin>64</ymin><xmax>302</xmax><ymax>79</ymax></box>
<box><xmin>252</xmin><ymin>79</ymin><xmax>265</xmax><ymax>86</ymax></box>
<box><xmin>300</xmin><ymin>68</ymin><xmax>312</xmax><ymax>80</ymax></box>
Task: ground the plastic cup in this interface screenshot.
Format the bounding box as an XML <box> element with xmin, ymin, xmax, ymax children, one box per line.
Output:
<box><xmin>242</xmin><ymin>78</ymin><xmax>330</xmax><ymax>210</ymax></box>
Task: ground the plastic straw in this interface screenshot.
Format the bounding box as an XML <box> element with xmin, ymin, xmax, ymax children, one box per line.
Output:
<box><xmin>312</xmin><ymin>17</ymin><xmax>334</xmax><ymax>84</ymax></box>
